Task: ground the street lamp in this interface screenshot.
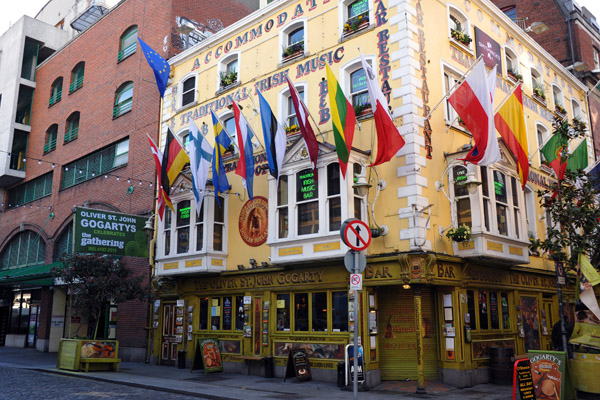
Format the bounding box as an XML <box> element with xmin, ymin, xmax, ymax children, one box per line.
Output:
<box><xmin>525</xmin><ymin>21</ymin><xmax>549</xmax><ymax>34</ymax></box>
<box><xmin>352</xmin><ymin>164</ymin><xmax>388</xmax><ymax>237</ymax></box>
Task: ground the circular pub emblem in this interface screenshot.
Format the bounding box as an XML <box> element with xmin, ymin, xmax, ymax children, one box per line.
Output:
<box><xmin>238</xmin><ymin>196</ymin><xmax>268</xmax><ymax>246</ymax></box>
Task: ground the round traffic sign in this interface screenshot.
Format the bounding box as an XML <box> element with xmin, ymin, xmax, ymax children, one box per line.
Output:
<box><xmin>341</xmin><ymin>219</ymin><xmax>371</xmax><ymax>251</ymax></box>
<box><xmin>344</xmin><ymin>251</ymin><xmax>367</xmax><ymax>273</ymax></box>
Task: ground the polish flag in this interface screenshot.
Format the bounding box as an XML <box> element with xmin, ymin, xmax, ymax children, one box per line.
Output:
<box><xmin>449</xmin><ymin>59</ymin><xmax>500</xmax><ymax>165</ymax></box>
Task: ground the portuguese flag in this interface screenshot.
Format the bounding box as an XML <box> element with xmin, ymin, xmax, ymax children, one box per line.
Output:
<box><xmin>325</xmin><ymin>63</ymin><xmax>355</xmax><ymax>178</ymax></box>
<box><xmin>541</xmin><ymin>133</ymin><xmax>568</xmax><ymax>179</ymax></box>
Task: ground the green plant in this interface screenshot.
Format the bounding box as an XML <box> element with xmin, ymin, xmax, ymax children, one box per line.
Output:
<box><xmin>572</xmin><ymin>116</ymin><xmax>587</xmax><ymax>132</ymax></box>
<box><xmin>282</xmin><ymin>41</ymin><xmax>304</xmax><ymax>58</ymax></box>
<box><xmin>285</xmin><ymin>124</ymin><xmax>299</xmax><ymax>135</ymax></box>
<box><xmin>528</xmin><ymin>233</ymin><xmax>541</xmax><ymax>254</ymax></box>
<box><xmin>344</xmin><ymin>12</ymin><xmax>369</xmax><ymax>33</ymax></box>
<box><xmin>353</xmin><ymin>101</ymin><xmax>372</xmax><ymax>115</ymax></box>
<box><xmin>554</xmin><ymin>102</ymin><xmax>566</xmax><ymax>115</ymax></box>
<box><xmin>507</xmin><ymin>68</ymin><xmax>522</xmax><ymax>82</ymax></box>
<box><xmin>446</xmin><ymin>224</ymin><xmax>471</xmax><ymax>242</ymax></box>
<box><xmin>533</xmin><ymin>83</ymin><xmax>546</xmax><ymax>100</ymax></box>
<box><xmin>219</xmin><ymin>71</ymin><xmax>238</xmax><ymax>88</ymax></box>
<box><xmin>450</xmin><ymin>25</ymin><xmax>472</xmax><ymax>46</ymax></box>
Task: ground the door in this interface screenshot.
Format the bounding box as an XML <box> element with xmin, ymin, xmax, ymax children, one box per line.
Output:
<box><xmin>541</xmin><ymin>299</ymin><xmax>554</xmax><ymax>350</ymax></box>
<box><xmin>161</xmin><ymin>303</ymin><xmax>177</xmax><ymax>366</ymax></box>
<box><xmin>378</xmin><ymin>286</ymin><xmax>438</xmax><ymax>380</ymax></box>
<box><xmin>26</xmin><ymin>305</ymin><xmax>40</xmax><ymax>348</ymax></box>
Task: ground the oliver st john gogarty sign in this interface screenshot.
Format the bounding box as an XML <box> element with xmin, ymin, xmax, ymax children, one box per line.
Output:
<box><xmin>73</xmin><ymin>207</ymin><xmax>149</xmax><ymax>257</ymax></box>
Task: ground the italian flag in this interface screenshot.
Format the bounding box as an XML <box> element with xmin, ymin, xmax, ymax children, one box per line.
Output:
<box><xmin>325</xmin><ymin>63</ymin><xmax>355</xmax><ymax>178</ymax></box>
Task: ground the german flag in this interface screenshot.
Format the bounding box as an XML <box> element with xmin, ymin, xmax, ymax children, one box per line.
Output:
<box><xmin>161</xmin><ymin>128</ymin><xmax>190</xmax><ymax>197</ymax></box>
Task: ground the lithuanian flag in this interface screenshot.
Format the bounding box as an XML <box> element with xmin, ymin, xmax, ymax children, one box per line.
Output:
<box><xmin>325</xmin><ymin>63</ymin><xmax>355</xmax><ymax>178</ymax></box>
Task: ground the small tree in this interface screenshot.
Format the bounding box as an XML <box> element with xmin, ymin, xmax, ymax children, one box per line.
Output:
<box><xmin>52</xmin><ymin>254</ymin><xmax>149</xmax><ymax>340</ymax></box>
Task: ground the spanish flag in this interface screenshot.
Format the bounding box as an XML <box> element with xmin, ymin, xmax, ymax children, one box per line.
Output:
<box><xmin>325</xmin><ymin>63</ymin><xmax>355</xmax><ymax>178</ymax></box>
<box><xmin>161</xmin><ymin>128</ymin><xmax>190</xmax><ymax>198</ymax></box>
<box><xmin>494</xmin><ymin>84</ymin><xmax>529</xmax><ymax>188</ymax></box>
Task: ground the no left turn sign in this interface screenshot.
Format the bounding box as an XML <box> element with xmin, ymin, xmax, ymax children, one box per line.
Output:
<box><xmin>341</xmin><ymin>219</ymin><xmax>372</xmax><ymax>251</ymax></box>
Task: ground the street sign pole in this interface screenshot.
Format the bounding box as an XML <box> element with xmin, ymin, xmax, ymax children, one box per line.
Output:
<box><xmin>353</xmin><ymin>249</ymin><xmax>359</xmax><ymax>400</ymax></box>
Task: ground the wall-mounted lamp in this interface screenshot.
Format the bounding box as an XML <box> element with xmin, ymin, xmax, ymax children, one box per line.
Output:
<box><xmin>566</xmin><ymin>61</ymin><xmax>589</xmax><ymax>72</ymax></box>
<box><xmin>237</xmin><ymin>264</ymin><xmax>245</xmax><ymax>270</ymax></box>
<box><xmin>525</xmin><ymin>21</ymin><xmax>549</xmax><ymax>34</ymax></box>
<box><xmin>261</xmin><ymin>262</ymin><xmax>270</xmax><ymax>268</ymax></box>
<box><xmin>464</xmin><ymin>172</ymin><xmax>482</xmax><ymax>194</ymax></box>
<box><xmin>249</xmin><ymin>259</ymin><xmax>257</xmax><ymax>268</ymax></box>
<box><xmin>143</xmin><ymin>214</ymin><xmax>155</xmax><ymax>239</ymax></box>
<box><xmin>352</xmin><ymin>167</ymin><xmax>371</xmax><ymax>197</ymax></box>
<box><xmin>402</xmin><ymin>284</ymin><xmax>411</xmax><ymax>290</ymax></box>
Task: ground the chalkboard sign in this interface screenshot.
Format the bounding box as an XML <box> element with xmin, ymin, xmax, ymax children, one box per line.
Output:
<box><xmin>191</xmin><ymin>338</ymin><xmax>224</xmax><ymax>375</ymax></box>
<box><xmin>284</xmin><ymin>349</ymin><xmax>312</xmax><ymax>382</ymax></box>
<box><xmin>515</xmin><ymin>358</ymin><xmax>536</xmax><ymax>400</ymax></box>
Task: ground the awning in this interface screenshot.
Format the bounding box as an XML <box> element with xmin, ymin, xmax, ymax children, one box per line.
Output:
<box><xmin>70</xmin><ymin>4</ymin><xmax>109</xmax><ymax>32</ymax></box>
<box><xmin>0</xmin><ymin>261</ymin><xmax>62</xmax><ymax>285</ymax></box>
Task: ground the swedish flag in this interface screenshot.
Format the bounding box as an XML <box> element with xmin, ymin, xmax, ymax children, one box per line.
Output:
<box><xmin>211</xmin><ymin>110</ymin><xmax>232</xmax><ymax>202</ymax></box>
<box><xmin>138</xmin><ymin>37</ymin><xmax>170</xmax><ymax>98</ymax></box>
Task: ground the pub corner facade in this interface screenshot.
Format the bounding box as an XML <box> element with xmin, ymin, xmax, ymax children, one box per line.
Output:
<box><xmin>152</xmin><ymin>0</ymin><xmax>595</xmax><ymax>387</ymax></box>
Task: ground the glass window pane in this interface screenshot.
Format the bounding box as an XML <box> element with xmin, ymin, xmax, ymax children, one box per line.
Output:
<box><xmin>235</xmin><ymin>296</ymin><xmax>244</xmax><ymax>330</ymax></box>
<box><xmin>481</xmin><ymin>166</ymin><xmax>489</xmax><ymax>197</ymax></box>
<box><xmin>329</xmin><ymin>197</ymin><xmax>341</xmax><ymax>231</ymax></box>
<box><xmin>214</xmin><ymin>197</ymin><xmax>224</xmax><ymax>222</ymax></box>
<box><xmin>183</xmin><ymin>77</ymin><xmax>195</xmax><ymax>92</ymax></box>
<box><xmin>312</xmin><ymin>292</ymin><xmax>327</xmax><ymax>331</ymax></box>
<box><xmin>497</xmin><ymin>204</ymin><xmax>508</xmax><ymax>235</ymax></box>
<box><xmin>277</xmin><ymin>175</ymin><xmax>288</xmax><ymax>206</ymax></box>
<box><xmin>354</xmin><ymin>197</ymin><xmax>363</xmax><ymax>220</ymax></box>
<box><xmin>479</xmin><ymin>291</ymin><xmax>489</xmax><ymax>330</ymax></box>
<box><xmin>122</xmin><ymin>27</ymin><xmax>138</xmax><ymax>49</ymax></box>
<box><xmin>213</xmin><ymin>224</ymin><xmax>223</xmax><ymax>251</ymax></box>
<box><xmin>490</xmin><ymin>292</ymin><xmax>499</xmax><ymax>329</ymax></box>
<box><xmin>116</xmin><ymin>83</ymin><xmax>133</xmax><ymax>105</ymax></box>
<box><xmin>327</xmin><ymin>163</ymin><xmax>340</xmax><ymax>196</ymax></box>
<box><xmin>296</xmin><ymin>169</ymin><xmax>317</xmax><ymax>202</ymax></box>
<box><xmin>196</xmin><ymin>224</ymin><xmax>203</xmax><ymax>251</ymax></box>
<box><xmin>177</xmin><ymin>200</ymin><xmax>191</xmax><ymax>227</ymax></box>
<box><xmin>276</xmin><ymin>294</ymin><xmax>290</xmax><ymax>331</ymax></box>
<box><xmin>514</xmin><ymin>209</ymin><xmax>520</xmax><ymax>239</ymax></box>
<box><xmin>298</xmin><ymin>201</ymin><xmax>319</xmax><ymax>235</ymax></box>
<box><xmin>332</xmin><ymin>291</ymin><xmax>348</xmax><ymax>332</ymax></box>
<box><xmin>493</xmin><ymin>170</ymin><xmax>507</xmax><ymax>203</ymax></box>
<box><xmin>501</xmin><ymin>293</ymin><xmax>510</xmax><ymax>329</ymax></box>
<box><xmin>294</xmin><ymin>293</ymin><xmax>309</xmax><ymax>331</ymax></box>
<box><xmin>278</xmin><ymin>207</ymin><xmax>288</xmax><ymax>239</ymax></box>
<box><xmin>348</xmin><ymin>0</ymin><xmax>369</xmax><ymax>19</ymax></box>
<box><xmin>467</xmin><ymin>290</ymin><xmax>476</xmax><ymax>329</ymax></box>
<box><xmin>511</xmin><ymin>177</ymin><xmax>518</xmax><ymax>206</ymax></box>
<box><xmin>226</xmin><ymin>59</ymin><xmax>238</xmax><ymax>74</ymax></box>
<box><xmin>456</xmin><ymin>198</ymin><xmax>471</xmax><ymax>228</ymax></box>
<box><xmin>351</xmin><ymin>69</ymin><xmax>367</xmax><ymax>93</ymax></box>
<box><xmin>483</xmin><ymin>199</ymin><xmax>490</xmax><ymax>231</ymax></box>
<box><xmin>211</xmin><ymin>298</ymin><xmax>221</xmax><ymax>330</ymax></box>
<box><xmin>289</xmin><ymin>27</ymin><xmax>304</xmax><ymax>45</ymax></box>
<box><xmin>177</xmin><ymin>227</ymin><xmax>189</xmax><ymax>253</ymax></box>
<box><xmin>199</xmin><ymin>298</ymin><xmax>208</xmax><ymax>330</ymax></box>
<box><xmin>453</xmin><ymin>166</ymin><xmax>468</xmax><ymax>197</ymax></box>
<box><xmin>223</xmin><ymin>297</ymin><xmax>233</xmax><ymax>330</ymax></box>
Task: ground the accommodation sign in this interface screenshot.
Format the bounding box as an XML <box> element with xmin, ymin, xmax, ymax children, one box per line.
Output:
<box><xmin>73</xmin><ymin>207</ymin><xmax>148</xmax><ymax>257</ymax></box>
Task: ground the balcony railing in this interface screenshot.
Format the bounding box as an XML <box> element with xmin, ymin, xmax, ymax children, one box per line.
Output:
<box><xmin>69</xmin><ymin>75</ymin><xmax>84</xmax><ymax>93</ymax></box>
<box><xmin>44</xmin><ymin>137</ymin><xmax>57</xmax><ymax>153</ymax></box>
<box><xmin>49</xmin><ymin>92</ymin><xmax>62</xmax><ymax>106</ymax></box>
<box><xmin>113</xmin><ymin>100</ymin><xmax>132</xmax><ymax>118</ymax></box>
<box><xmin>64</xmin><ymin>127</ymin><xmax>79</xmax><ymax>143</ymax></box>
<box><xmin>117</xmin><ymin>43</ymin><xmax>136</xmax><ymax>62</ymax></box>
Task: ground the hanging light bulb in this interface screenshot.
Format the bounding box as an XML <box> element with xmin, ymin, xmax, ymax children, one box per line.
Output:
<box><xmin>52</xmin><ymin>163</ymin><xmax>55</xmax><ymax>168</ymax></box>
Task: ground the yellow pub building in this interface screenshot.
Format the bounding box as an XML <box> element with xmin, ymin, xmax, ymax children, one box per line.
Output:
<box><xmin>150</xmin><ymin>0</ymin><xmax>594</xmax><ymax>387</ymax></box>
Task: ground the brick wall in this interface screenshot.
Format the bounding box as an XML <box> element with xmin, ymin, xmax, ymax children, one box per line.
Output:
<box><xmin>116</xmin><ymin>256</ymin><xmax>151</xmax><ymax>348</ymax></box>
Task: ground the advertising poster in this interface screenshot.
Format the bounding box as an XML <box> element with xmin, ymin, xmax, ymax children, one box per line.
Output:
<box><xmin>191</xmin><ymin>338</ymin><xmax>223</xmax><ymax>374</ymax></box>
<box><xmin>73</xmin><ymin>207</ymin><xmax>148</xmax><ymax>257</ymax></box>
<box><xmin>528</xmin><ymin>350</ymin><xmax>566</xmax><ymax>400</ymax></box>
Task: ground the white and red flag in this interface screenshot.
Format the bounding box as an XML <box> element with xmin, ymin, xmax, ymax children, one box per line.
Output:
<box><xmin>449</xmin><ymin>59</ymin><xmax>500</xmax><ymax>165</ymax></box>
<box><xmin>146</xmin><ymin>134</ymin><xmax>173</xmax><ymax>220</ymax></box>
<box><xmin>233</xmin><ymin>100</ymin><xmax>255</xmax><ymax>200</ymax></box>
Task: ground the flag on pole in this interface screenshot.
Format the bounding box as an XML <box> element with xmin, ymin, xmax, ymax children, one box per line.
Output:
<box><xmin>211</xmin><ymin>110</ymin><xmax>232</xmax><ymax>203</ymax></box>
<box><xmin>325</xmin><ymin>63</ymin><xmax>355</xmax><ymax>178</ymax></box>
<box><xmin>566</xmin><ymin>140</ymin><xmax>588</xmax><ymax>173</ymax></box>
<box><xmin>138</xmin><ymin>38</ymin><xmax>170</xmax><ymax>98</ymax></box>
<box><xmin>257</xmin><ymin>89</ymin><xmax>285</xmax><ymax>182</ymax></box>
<box><xmin>287</xmin><ymin>78</ymin><xmax>319</xmax><ymax>176</ymax></box>
<box><xmin>494</xmin><ymin>84</ymin><xmax>529</xmax><ymax>188</ymax></box>
<box><xmin>161</xmin><ymin>128</ymin><xmax>190</xmax><ymax>199</ymax></box>
<box><xmin>448</xmin><ymin>59</ymin><xmax>500</xmax><ymax>165</ymax></box>
<box><xmin>188</xmin><ymin>121</ymin><xmax>213</xmax><ymax>215</ymax></box>
<box><xmin>146</xmin><ymin>134</ymin><xmax>173</xmax><ymax>219</ymax></box>
<box><xmin>580</xmin><ymin>253</ymin><xmax>600</xmax><ymax>286</ymax></box>
<box><xmin>589</xmin><ymin>160</ymin><xmax>600</xmax><ymax>191</ymax></box>
<box><xmin>233</xmin><ymin>101</ymin><xmax>255</xmax><ymax>200</ymax></box>
<box><xmin>359</xmin><ymin>52</ymin><xmax>405</xmax><ymax>166</ymax></box>
<box><xmin>541</xmin><ymin>133</ymin><xmax>568</xmax><ymax>179</ymax></box>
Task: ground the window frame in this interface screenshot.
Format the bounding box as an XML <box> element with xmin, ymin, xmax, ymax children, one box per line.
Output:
<box><xmin>552</xmin><ymin>84</ymin><xmax>565</xmax><ymax>115</ymax></box>
<box><xmin>6</xmin><ymin>172</ymin><xmax>53</xmax><ymax>209</ymax></box>
<box><xmin>49</xmin><ymin>77</ymin><xmax>63</xmax><ymax>106</ymax></box>
<box><xmin>279</xmin><ymin>19</ymin><xmax>307</xmax><ymax>64</ymax></box>
<box><xmin>113</xmin><ymin>81</ymin><xmax>134</xmax><ymax>118</ymax></box>
<box><xmin>65</xmin><ymin>111</ymin><xmax>80</xmax><ymax>143</ymax></box>
<box><xmin>217</xmin><ymin>52</ymin><xmax>240</xmax><ymax>91</ymax></box>
<box><xmin>0</xmin><ymin>231</ymin><xmax>46</xmax><ymax>269</ymax></box>
<box><xmin>339</xmin><ymin>0</ymin><xmax>373</xmax><ymax>38</ymax></box>
<box><xmin>536</xmin><ymin>122</ymin><xmax>550</xmax><ymax>165</ymax></box>
<box><xmin>275</xmin><ymin>290</ymin><xmax>349</xmax><ymax>333</ymax></box>
<box><xmin>442</xmin><ymin>63</ymin><xmax>468</xmax><ymax>130</ymax></box>
<box><xmin>69</xmin><ymin>62</ymin><xmax>85</xmax><ymax>93</ymax></box>
<box><xmin>118</xmin><ymin>25</ymin><xmax>138</xmax><ymax>62</ymax></box>
<box><xmin>218</xmin><ymin>110</ymin><xmax>238</xmax><ymax>156</ymax></box>
<box><xmin>447</xmin><ymin>5</ymin><xmax>473</xmax><ymax>51</ymax></box>
<box><xmin>278</xmin><ymin>82</ymin><xmax>307</xmax><ymax>135</ymax></box>
<box><xmin>178</xmin><ymin>72</ymin><xmax>198</xmax><ymax>109</ymax></box>
<box><xmin>44</xmin><ymin>124</ymin><xmax>58</xmax><ymax>154</ymax></box>
<box><xmin>466</xmin><ymin>289</ymin><xmax>512</xmax><ymax>332</ymax></box>
<box><xmin>340</xmin><ymin>56</ymin><xmax>375</xmax><ymax>117</ymax></box>
<box><xmin>504</xmin><ymin>46</ymin><xmax>521</xmax><ymax>82</ymax></box>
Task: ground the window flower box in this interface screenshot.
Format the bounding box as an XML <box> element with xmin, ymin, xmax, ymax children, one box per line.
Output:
<box><xmin>353</xmin><ymin>102</ymin><xmax>372</xmax><ymax>117</ymax></box>
<box><xmin>282</xmin><ymin>41</ymin><xmax>304</xmax><ymax>61</ymax></box>
<box><xmin>507</xmin><ymin>69</ymin><xmax>522</xmax><ymax>83</ymax></box>
<box><xmin>554</xmin><ymin>103</ymin><xmax>567</xmax><ymax>117</ymax></box>
<box><xmin>343</xmin><ymin>13</ymin><xmax>369</xmax><ymax>36</ymax></box>
<box><xmin>572</xmin><ymin>117</ymin><xmax>587</xmax><ymax>132</ymax></box>
<box><xmin>450</xmin><ymin>27</ymin><xmax>472</xmax><ymax>47</ymax></box>
<box><xmin>285</xmin><ymin>124</ymin><xmax>300</xmax><ymax>136</ymax></box>
<box><xmin>446</xmin><ymin>225</ymin><xmax>471</xmax><ymax>242</ymax></box>
<box><xmin>219</xmin><ymin>71</ymin><xmax>238</xmax><ymax>89</ymax></box>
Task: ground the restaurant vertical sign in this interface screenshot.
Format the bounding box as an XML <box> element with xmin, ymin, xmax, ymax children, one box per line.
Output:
<box><xmin>74</xmin><ymin>207</ymin><xmax>149</xmax><ymax>257</ymax></box>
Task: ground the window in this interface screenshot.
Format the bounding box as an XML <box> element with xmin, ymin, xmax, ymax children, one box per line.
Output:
<box><xmin>218</xmin><ymin>53</ymin><xmax>240</xmax><ymax>90</ymax></box>
<box><xmin>54</xmin><ymin>222</ymin><xmax>73</xmax><ymax>261</ymax></box>
<box><xmin>451</xmin><ymin>165</ymin><xmax>472</xmax><ymax>228</ymax></box>
<box><xmin>6</xmin><ymin>173</ymin><xmax>52</xmax><ymax>209</ymax></box>
<box><xmin>531</xmin><ymin>68</ymin><xmax>545</xmax><ymax>102</ymax></box>
<box><xmin>0</xmin><ymin>231</ymin><xmax>45</xmax><ymax>269</ymax></box>
<box><xmin>552</xmin><ymin>85</ymin><xmax>565</xmax><ymax>115</ymax></box>
<box><xmin>113</xmin><ymin>82</ymin><xmax>133</xmax><ymax>118</ymax></box>
<box><xmin>69</xmin><ymin>62</ymin><xmax>84</xmax><ymax>93</ymax></box>
<box><xmin>342</xmin><ymin>0</ymin><xmax>371</xmax><ymax>37</ymax></box>
<box><xmin>284</xmin><ymin>87</ymin><xmax>304</xmax><ymax>134</ymax></box>
<box><xmin>571</xmin><ymin>98</ymin><xmax>583</xmax><ymax>122</ymax></box>
<box><xmin>280</xmin><ymin>20</ymin><xmax>306</xmax><ymax>63</ymax></box>
<box><xmin>448</xmin><ymin>6</ymin><xmax>472</xmax><ymax>48</ymax></box>
<box><xmin>222</xmin><ymin>114</ymin><xmax>237</xmax><ymax>154</ymax></box>
<box><xmin>479</xmin><ymin>166</ymin><xmax>523</xmax><ymax>238</ymax></box>
<box><xmin>197</xmin><ymin>296</ymin><xmax>244</xmax><ymax>331</ymax></box>
<box><xmin>353</xmin><ymin>164</ymin><xmax>364</xmax><ymax>220</ymax></box>
<box><xmin>594</xmin><ymin>48</ymin><xmax>600</xmax><ymax>70</ymax></box>
<box><xmin>44</xmin><ymin>124</ymin><xmax>58</xmax><ymax>153</ymax></box>
<box><xmin>296</xmin><ymin>168</ymin><xmax>319</xmax><ymax>235</ymax></box>
<box><xmin>277</xmin><ymin>290</ymin><xmax>348</xmax><ymax>332</ymax></box>
<box><xmin>524</xmin><ymin>185</ymin><xmax>537</xmax><ymax>241</ymax></box>
<box><xmin>536</xmin><ymin>123</ymin><xmax>550</xmax><ymax>164</ymax></box>
<box><xmin>444</xmin><ymin>66</ymin><xmax>463</xmax><ymax>126</ymax></box>
<box><xmin>160</xmin><ymin>194</ymin><xmax>228</xmax><ymax>257</ymax></box>
<box><xmin>277</xmin><ymin>176</ymin><xmax>289</xmax><ymax>238</ymax></box>
<box><xmin>466</xmin><ymin>290</ymin><xmax>511</xmax><ymax>331</ymax></box>
<box><xmin>49</xmin><ymin>78</ymin><xmax>62</xmax><ymax>106</ymax></box>
<box><xmin>340</xmin><ymin>57</ymin><xmax>373</xmax><ymax>116</ymax></box>
<box><xmin>501</xmin><ymin>6</ymin><xmax>517</xmax><ymax>23</ymax></box>
<box><xmin>61</xmin><ymin>138</ymin><xmax>129</xmax><ymax>189</ymax></box>
<box><xmin>118</xmin><ymin>25</ymin><xmax>138</xmax><ymax>62</ymax></box>
<box><xmin>179</xmin><ymin>74</ymin><xmax>197</xmax><ymax>108</ymax></box>
<box><xmin>505</xmin><ymin>47</ymin><xmax>521</xmax><ymax>82</ymax></box>
<box><xmin>65</xmin><ymin>112</ymin><xmax>80</xmax><ymax>143</ymax></box>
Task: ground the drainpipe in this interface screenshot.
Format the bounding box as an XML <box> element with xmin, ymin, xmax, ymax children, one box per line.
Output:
<box><xmin>566</xmin><ymin>9</ymin><xmax>576</xmax><ymax>68</ymax></box>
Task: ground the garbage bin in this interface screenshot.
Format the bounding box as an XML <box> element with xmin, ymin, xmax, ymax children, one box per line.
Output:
<box><xmin>337</xmin><ymin>361</ymin><xmax>346</xmax><ymax>387</ymax></box>
<box><xmin>177</xmin><ymin>350</ymin><xmax>186</xmax><ymax>369</ymax></box>
<box><xmin>264</xmin><ymin>356</ymin><xmax>274</xmax><ymax>378</ymax></box>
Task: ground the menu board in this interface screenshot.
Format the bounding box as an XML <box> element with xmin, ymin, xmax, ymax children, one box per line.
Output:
<box><xmin>191</xmin><ymin>338</ymin><xmax>223</xmax><ymax>375</ymax></box>
<box><xmin>528</xmin><ymin>350</ymin><xmax>566</xmax><ymax>400</ymax></box>
<box><xmin>515</xmin><ymin>359</ymin><xmax>536</xmax><ymax>400</ymax></box>
<box><xmin>284</xmin><ymin>349</ymin><xmax>312</xmax><ymax>382</ymax></box>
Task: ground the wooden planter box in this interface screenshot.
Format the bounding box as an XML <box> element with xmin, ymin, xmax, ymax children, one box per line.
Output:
<box><xmin>57</xmin><ymin>338</ymin><xmax>121</xmax><ymax>372</ymax></box>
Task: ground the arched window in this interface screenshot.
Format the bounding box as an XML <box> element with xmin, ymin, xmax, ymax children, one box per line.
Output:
<box><xmin>70</xmin><ymin>62</ymin><xmax>85</xmax><ymax>92</ymax></box>
<box><xmin>218</xmin><ymin>53</ymin><xmax>240</xmax><ymax>90</ymax></box>
<box><xmin>0</xmin><ymin>231</ymin><xmax>46</xmax><ymax>270</ymax></box>
<box><xmin>505</xmin><ymin>47</ymin><xmax>521</xmax><ymax>82</ymax></box>
<box><xmin>54</xmin><ymin>222</ymin><xmax>73</xmax><ymax>261</ymax></box>
<box><xmin>448</xmin><ymin>6</ymin><xmax>472</xmax><ymax>49</ymax></box>
<box><xmin>536</xmin><ymin>123</ymin><xmax>550</xmax><ymax>164</ymax></box>
<box><xmin>44</xmin><ymin>124</ymin><xmax>58</xmax><ymax>153</ymax></box>
<box><xmin>531</xmin><ymin>67</ymin><xmax>545</xmax><ymax>102</ymax></box>
<box><xmin>340</xmin><ymin>56</ymin><xmax>374</xmax><ymax>116</ymax></box>
<box><xmin>552</xmin><ymin>85</ymin><xmax>565</xmax><ymax>115</ymax></box>
<box><xmin>65</xmin><ymin>112</ymin><xmax>80</xmax><ymax>143</ymax></box>
<box><xmin>118</xmin><ymin>25</ymin><xmax>138</xmax><ymax>62</ymax></box>
<box><xmin>341</xmin><ymin>0</ymin><xmax>371</xmax><ymax>37</ymax></box>
<box><xmin>278</xmin><ymin>82</ymin><xmax>307</xmax><ymax>135</ymax></box>
<box><xmin>113</xmin><ymin>82</ymin><xmax>133</xmax><ymax>118</ymax></box>
<box><xmin>280</xmin><ymin>20</ymin><xmax>306</xmax><ymax>63</ymax></box>
<box><xmin>49</xmin><ymin>77</ymin><xmax>63</xmax><ymax>106</ymax></box>
<box><xmin>180</xmin><ymin>75</ymin><xmax>196</xmax><ymax>108</ymax></box>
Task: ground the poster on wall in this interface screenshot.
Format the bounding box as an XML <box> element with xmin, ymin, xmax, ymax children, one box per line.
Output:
<box><xmin>73</xmin><ymin>207</ymin><xmax>148</xmax><ymax>257</ymax></box>
<box><xmin>521</xmin><ymin>296</ymin><xmax>541</xmax><ymax>351</ymax></box>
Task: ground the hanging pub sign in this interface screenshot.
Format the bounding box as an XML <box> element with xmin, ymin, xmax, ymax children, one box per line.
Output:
<box><xmin>73</xmin><ymin>207</ymin><xmax>149</xmax><ymax>257</ymax></box>
<box><xmin>474</xmin><ymin>26</ymin><xmax>502</xmax><ymax>72</ymax></box>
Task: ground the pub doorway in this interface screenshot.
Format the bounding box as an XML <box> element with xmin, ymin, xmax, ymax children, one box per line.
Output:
<box><xmin>160</xmin><ymin>302</ymin><xmax>177</xmax><ymax>366</ymax></box>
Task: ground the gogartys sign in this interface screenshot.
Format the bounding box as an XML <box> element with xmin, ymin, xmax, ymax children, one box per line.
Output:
<box><xmin>74</xmin><ymin>207</ymin><xmax>148</xmax><ymax>257</ymax></box>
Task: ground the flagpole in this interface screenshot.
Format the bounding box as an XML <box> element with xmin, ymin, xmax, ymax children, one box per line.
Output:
<box><xmin>289</xmin><ymin>81</ymin><xmax>326</xmax><ymax>142</ymax></box>
<box><xmin>423</xmin><ymin>55</ymin><xmax>483</xmax><ymax>121</ymax></box>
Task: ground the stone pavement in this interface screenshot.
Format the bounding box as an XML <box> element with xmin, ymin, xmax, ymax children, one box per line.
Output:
<box><xmin>0</xmin><ymin>347</ymin><xmax>515</xmax><ymax>399</ymax></box>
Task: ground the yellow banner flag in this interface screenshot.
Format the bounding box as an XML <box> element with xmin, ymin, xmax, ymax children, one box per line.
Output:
<box><xmin>579</xmin><ymin>253</ymin><xmax>600</xmax><ymax>286</ymax></box>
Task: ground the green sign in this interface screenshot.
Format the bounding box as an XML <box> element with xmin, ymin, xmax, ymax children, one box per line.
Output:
<box><xmin>349</xmin><ymin>0</ymin><xmax>368</xmax><ymax>18</ymax></box>
<box><xmin>296</xmin><ymin>169</ymin><xmax>318</xmax><ymax>202</ymax></box>
<box><xmin>528</xmin><ymin>350</ymin><xmax>568</xmax><ymax>400</ymax></box>
<box><xmin>74</xmin><ymin>207</ymin><xmax>148</xmax><ymax>257</ymax></box>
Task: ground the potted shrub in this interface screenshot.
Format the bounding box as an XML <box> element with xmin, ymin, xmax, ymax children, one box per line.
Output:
<box><xmin>343</xmin><ymin>13</ymin><xmax>369</xmax><ymax>35</ymax></box>
<box><xmin>572</xmin><ymin>117</ymin><xmax>587</xmax><ymax>132</ymax></box>
<box><xmin>528</xmin><ymin>234</ymin><xmax>541</xmax><ymax>256</ymax></box>
<box><xmin>282</xmin><ymin>41</ymin><xmax>304</xmax><ymax>60</ymax></box>
<box><xmin>285</xmin><ymin>124</ymin><xmax>300</xmax><ymax>136</ymax></box>
<box><xmin>507</xmin><ymin>68</ymin><xmax>522</xmax><ymax>82</ymax></box>
<box><xmin>353</xmin><ymin>101</ymin><xmax>372</xmax><ymax>117</ymax></box>
<box><xmin>554</xmin><ymin>102</ymin><xmax>567</xmax><ymax>116</ymax></box>
<box><xmin>446</xmin><ymin>225</ymin><xmax>471</xmax><ymax>242</ymax></box>
<box><xmin>533</xmin><ymin>83</ymin><xmax>546</xmax><ymax>102</ymax></box>
<box><xmin>450</xmin><ymin>23</ymin><xmax>472</xmax><ymax>46</ymax></box>
<box><xmin>219</xmin><ymin>71</ymin><xmax>238</xmax><ymax>89</ymax></box>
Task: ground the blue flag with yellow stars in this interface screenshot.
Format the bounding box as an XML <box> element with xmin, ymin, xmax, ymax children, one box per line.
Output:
<box><xmin>138</xmin><ymin>37</ymin><xmax>170</xmax><ymax>98</ymax></box>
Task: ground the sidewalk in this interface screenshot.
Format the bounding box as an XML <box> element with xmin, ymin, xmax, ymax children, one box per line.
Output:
<box><xmin>0</xmin><ymin>347</ymin><xmax>514</xmax><ymax>399</ymax></box>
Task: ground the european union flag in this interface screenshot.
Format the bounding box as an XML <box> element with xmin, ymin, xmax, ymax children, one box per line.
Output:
<box><xmin>211</xmin><ymin>110</ymin><xmax>232</xmax><ymax>204</ymax></box>
<box><xmin>138</xmin><ymin>37</ymin><xmax>170</xmax><ymax>98</ymax></box>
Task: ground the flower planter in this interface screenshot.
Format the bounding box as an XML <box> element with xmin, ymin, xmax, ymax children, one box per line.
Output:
<box><xmin>532</xmin><ymin>93</ymin><xmax>546</xmax><ymax>105</ymax></box>
<box><xmin>282</xmin><ymin>50</ymin><xmax>304</xmax><ymax>62</ymax></box>
<box><xmin>57</xmin><ymin>338</ymin><xmax>120</xmax><ymax>372</ymax></box>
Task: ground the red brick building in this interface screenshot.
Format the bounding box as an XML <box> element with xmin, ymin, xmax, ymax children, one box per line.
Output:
<box><xmin>489</xmin><ymin>0</ymin><xmax>600</xmax><ymax>159</ymax></box>
<box><xmin>0</xmin><ymin>0</ymin><xmax>256</xmax><ymax>361</ymax></box>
